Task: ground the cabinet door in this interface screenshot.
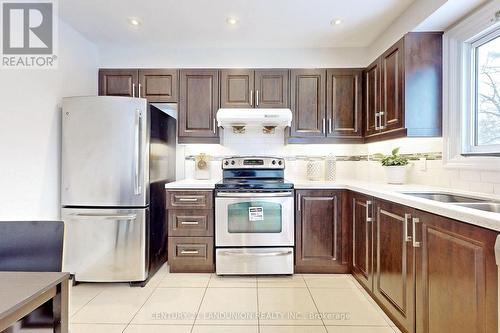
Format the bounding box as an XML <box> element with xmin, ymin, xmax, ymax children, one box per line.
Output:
<box><xmin>295</xmin><ymin>190</ymin><xmax>347</xmax><ymax>273</ymax></box>
<box><xmin>255</xmin><ymin>69</ymin><xmax>289</xmax><ymax>108</ymax></box>
<box><xmin>220</xmin><ymin>69</ymin><xmax>254</xmax><ymax>108</ymax></box>
<box><xmin>178</xmin><ymin>69</ymin><xmax>219</xmax><ymax>143</ymax></box>
<box><xmin>326</xmin><ymin>69</ymin><xmax>363</xmax><ymax>139</ymax></box>
<box><xmin>139</xmin><ymin>69</ymin><xmax>178</xmax><ymax>102</ymax></box>
<box><xmin>374</xmin><ymin>200</ymin><xmax>415</xmax><ymax>333</ymax></box>
<box><xmin>414</xmin><ymin>210</ymin><xmax>497</xmax><ymax>333</ymax></box>
<box><xmin>351</xmin><ymin>192</ymin><xmax>373</xmax><ymax>292</ymax></box>
<box><xmin>380</xmin><ymin>38</ymin><xmax>404</xmax><ymax>132</ymax></box>
<box><xmin>289</xmin><ymin>69</ymin><xmax>326</xmax><ymax>138</ymax></box>
<box><xmin>98</xmin><ymin>69</ymin><xmax>138</xmax><ymax>97</ymax></box>
<box><xmin>364</xmin><ymin>60</ymin><xmax>380</xmax><ymax>136</ymax></box>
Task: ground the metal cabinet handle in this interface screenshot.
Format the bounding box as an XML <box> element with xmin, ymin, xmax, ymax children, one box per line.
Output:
<box><xmin>366</xmin><ymin>200</ymin><xmax>373</xmax><ymax>223</ymax></box>
<box><xmin>138</xmin><ymin>83</ymin><xmax>142</xmax><ymax>98</ymax></box>
<box><xmin>177</xmin><ymin>197</ymin><xmax>199</xmax><ymax>202</ymax></box>
<box><xmin>297</xmin><ymin>193</ymin><xmax>301</xmax><ymax>211</ymax></box>
<box><xmin>375</xmin><ymin>112</ymin><xmax>380</xmax><ymax>130</ymax></box>
<box><xmin>132</xmin><ymin>83</ymin><xmax>136</xmax><ymax>98</ymax></box>
<box><xmin>412</xmin><ymin>217</ymin><xmax>421</xmax><ymax>248</ymax></box>
<box><xmin>180</xmin><ymin>250</ymin><xmax>199</xmax><ymax>255</ymax></box>
<box><xmin>328</xmin><ymin>118</ymin><xmax>332</xmax><ymax>134</ymax></box>
<box><xmin>213</xmin><ymin>118</ymin><xmax>216</xmax><ymax>134</ymax></box>
<box><xmin>256</xmin><ymin>90</ymin><xmax>259</xmax><ymax>107</ymax></box>
<box><xmin>379</xmin><ymin>111</ymin><xmax>386</xmax><ymax>130</ymax></box>
<box><xmin>404</xmin><ymin>213</ymin><xmax>412</xmax><ymax>242</ymax></box>
<box><xmin>134</xmin><ymin>109</ymin><xmax>142</xmax><ymax>195</ymax></box>
<box><xmin>250</xmin><ymin>90</ymin><xmax>254</xmax><ymax>107</ymax></box>
<box><xmin>322</xmin><ymin>118</ymin><xmax>326</xmax><ymax>133</ymax></box>
<box><xmin>181</xmin><ymin>221</ymin><xmax>200</xmax><ymax>225</ymax></box>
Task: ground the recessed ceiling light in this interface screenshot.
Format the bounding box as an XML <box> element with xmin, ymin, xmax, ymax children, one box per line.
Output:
<box><xmin>331</xmin><ymin>19</ymin><xmax>342</xmax><ymax>26</ymax></box>
<box><xmin>128</xmin><ymin>17</ymin><xmax>142</xmax><ymax>27</ymax></box>
<box><xmin>226</xmin><ymin>17</ymin><xmax>238</xmax><ymax>25</ymax></box>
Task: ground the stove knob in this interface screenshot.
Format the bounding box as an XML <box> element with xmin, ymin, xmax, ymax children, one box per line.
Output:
<box><xmin>231</xmin><ymin>160</ymin><xmax>236</xmax><ymax>165</ymax></box>
<box><xmin>224</xmin><ymin>160</ymin><xmax>229</xmax><ymax>166</ymax></box>
<box><xmin>278</xmin><ymin>160</ymin><xmax>283</xmax><ymax>166</ymax></box>
<box><xmin>272</xmin><ymin>160</ymin><xmax>276</xmax><ymax>165</ymax></box>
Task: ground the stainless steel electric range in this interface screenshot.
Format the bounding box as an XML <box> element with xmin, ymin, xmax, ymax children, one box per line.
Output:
<box><xmin>215</xmin><ymin>157</ymin><xmax>294</xmax><ymax>275</ymax></box>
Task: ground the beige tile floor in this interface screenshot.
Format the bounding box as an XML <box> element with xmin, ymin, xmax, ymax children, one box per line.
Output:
<box><xmin>69</xmin><ymin>264</ymin><xmax>402</xmax><ymax>333</ymax></box>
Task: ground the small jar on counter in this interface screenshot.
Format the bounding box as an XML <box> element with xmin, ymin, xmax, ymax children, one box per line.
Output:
<box><xmin>306</xmin><ymin>158</ymin><xmax>323</xmax><ymax>181</ymax></box>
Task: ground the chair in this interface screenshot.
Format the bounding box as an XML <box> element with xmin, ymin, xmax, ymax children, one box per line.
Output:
<box><xmin>0</xmin><ymin>221</ymin><xmax>65</xmax><ymax>333</ymax></box>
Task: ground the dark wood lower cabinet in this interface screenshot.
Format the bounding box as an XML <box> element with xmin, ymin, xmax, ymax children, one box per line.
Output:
<box><xmin>168</xmin><ymin>237</ymin><xmax>214</xmax><ymax>273</ymax></box>
<box><xmin>351</xmin><ymin>192</ymin><xmax>373</xmax><ymax>292</ymax></box>
<box><xmin>295</xmin><ymin>190</ymin><xmax>349</xmax><ymax>273</ymax></box>
<box><xmin>166</xmin><ymin>190</ymin><xmax>215</xmax><ymax>273</ymax></box>
<box><xmin>373</xmin><ymin>199</ymin><xmax>415</xmax><ymax>333</ymax></box>
<box><xmin>349</xmin><ymin>192</ymin><xmax>498</xmax><ymax>333</ymax></box>
<box><xmin>414</xmin><ymin>209</ymin><xmax>498</xmax><ymax>333</ymax></box>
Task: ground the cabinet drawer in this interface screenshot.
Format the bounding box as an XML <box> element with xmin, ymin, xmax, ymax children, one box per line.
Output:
<box><xmin>168</xmin><ymin>209</ymin><xmax>213</xmax><ymax>237</ymax></box>
<box><xmin>168</xmin><ymin>237</ymin><xmax>214</xmax><ymax>273</ymax></box>
<box><xmin>166</xmin><ymin>190</ymin><xmax>213</xmax><ymax>209</ymax></box>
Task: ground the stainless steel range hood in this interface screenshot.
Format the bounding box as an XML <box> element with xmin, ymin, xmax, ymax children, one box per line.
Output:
<box><xmin>216</xmin><ymin>108</ymin><xmax>292</xmax><ymax>128</ymax></box>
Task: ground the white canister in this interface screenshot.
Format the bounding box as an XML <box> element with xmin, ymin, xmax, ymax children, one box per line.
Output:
<box><xmin>325</xmin><ymin>154</ymin><xmax>336</xmax><ymax>181</ymax></box>
<box><xmin>306</xmin><ymin>158</ymin><xmax>323</xmax><ymax>181</ymax></box>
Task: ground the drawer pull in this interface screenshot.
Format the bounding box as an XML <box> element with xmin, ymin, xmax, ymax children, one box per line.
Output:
<box><xmin>178</xmin><ymin>198</ymin><xmax>199</xmax><ymax>202</ymax></box>
<box><xmin>181</xmin><ymin>221</ymin><xmax>200</xmax><ymax>225</ymax></box>
<box><xmin>180</xmin><ymin>250</ymin><xmax>200</xmax><ymax>255</ymax></box>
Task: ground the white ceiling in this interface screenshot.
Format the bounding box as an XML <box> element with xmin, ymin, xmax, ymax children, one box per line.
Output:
<box><xmin>60</xmin><ymin>0</ymin><xmax>415</xmax><ymax>49</ymax></box>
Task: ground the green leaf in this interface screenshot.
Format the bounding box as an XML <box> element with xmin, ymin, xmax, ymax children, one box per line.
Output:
<box><xmin>392</xmin><ymin>147</ymin><xmax>400</xmax><ymax>156</ymax></box>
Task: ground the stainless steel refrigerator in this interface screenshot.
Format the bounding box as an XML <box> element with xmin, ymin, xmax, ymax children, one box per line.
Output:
<box><xmin>61</xmin><ymin>96</ymin><xmax>176</xmax><ymax>285</ymax></box>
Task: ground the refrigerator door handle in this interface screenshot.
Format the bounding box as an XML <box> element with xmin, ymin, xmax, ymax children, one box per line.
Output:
<box><xmin>134</xmin><ymin>109</ymin><xmax>142</xmax><ymax>195</ymax></box>
<box><xmin>69</xmin><ymin>213</ymin><xmax>137</xmax><ymax>220</ymax></box>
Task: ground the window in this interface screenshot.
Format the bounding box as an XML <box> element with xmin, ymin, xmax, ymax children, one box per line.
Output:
<box><xmin>467</xmin><ymin>28</ymin><xmax>500</xmax><ymax>154</ymax></box>
<box><xmin>443</xmin><ymin>2</ymin><xmax>500</xmax><ymax>170</ymax></box>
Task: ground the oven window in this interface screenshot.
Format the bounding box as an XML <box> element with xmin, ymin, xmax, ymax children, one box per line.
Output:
<box><xmin>227</xmin><ymin>201</ymin><xmax>282</xmax><ymax>233</ymax></box>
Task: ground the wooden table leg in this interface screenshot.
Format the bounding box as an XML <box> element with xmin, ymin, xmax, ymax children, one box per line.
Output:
<box><xmin>53</xmin><ymin>278</ymin><xmax>69</xmax><ymax>333</ymax></box>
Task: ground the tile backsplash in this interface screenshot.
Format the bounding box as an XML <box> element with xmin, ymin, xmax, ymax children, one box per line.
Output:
<box><xmin>177</xmin><ymin>133</ymin><xmax>500</xmax><ymax>196</ymax></box>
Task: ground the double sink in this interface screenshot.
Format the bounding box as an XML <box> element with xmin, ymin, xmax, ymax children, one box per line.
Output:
<box><xmin>402</xmin><ymin>192</ymin><xmax>500</xmax><ymax>213</ymax></box>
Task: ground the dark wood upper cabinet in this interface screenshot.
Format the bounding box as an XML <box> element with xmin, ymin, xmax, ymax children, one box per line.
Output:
<box><xmin>373</xmin><ymin>199</ymin><xmax>415</xmax><ymax>333</ymax></box>
<box><xmin>99</xmin><ymin>69</ymin><xmax>178</xmax><ymax>103</ymax></box>
<box><xmin>295</xmin><ymin>190</ymin><xmax>349</xmax><ymax>273</ymax></box>
<box><xmin>139</xmin><ymin>69</ymin><xmax>178</xmax><ymax>102</ymax></box>
<box><xmin>289</xmin><ymin>69</ymin><xmax>326</xmax><ymax>138</ymax></box>
<box><xmin>364</xmin><ymin>60</ymin><xmax>380</xmax><ymax>137</ymax></box>
<box><xmin>220</xmin><ymin>69</ymin><xmax>255</xmax><ymax>108</ymax></box>
<box><xmin>380</xmin><ymin>39</ymin><xmax>404</xmax><ymax>132</ymax></box>
<box><xmin>414</xmin><ymin>209</ymin><xmax>497</xmax><ymax>333</ymax></box>
<box><xmin>364</xmin><ymin>32</ymin><xmax>442</xmax><ymax>142</ymax></box>
<box><xmin>351</xmin><ymin>192</ymin><xmax>373</xmax><ymax>292</ymax></box>
<box><xmin>178</xmin><ymin>69</ymin><xmax>219</xmax><ymax>143</ymax></box>
<box><xmin>254</xmin><ymin>69</ymin><xmax>289</xmax><ymax>108</ymax></box>
<box><xmin>326</xmin><ymin>69</ymin><xmax>363</xmax><ymax>139</ymax></box>
<box><xmin>99</xmin><ymin>69</ymin><xmax>138</xmax><ymax>97</ymax></box>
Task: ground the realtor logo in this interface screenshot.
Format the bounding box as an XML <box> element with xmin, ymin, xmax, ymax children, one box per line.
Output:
<box><xmin>1</xmin><ymin>0</ymin><xmax>58</xmax><ymax>68</ymax></box>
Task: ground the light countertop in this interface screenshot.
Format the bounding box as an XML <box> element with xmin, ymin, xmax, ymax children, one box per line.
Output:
<box><xmin>165</xmin><ymin>179</ymin><xmax>500</xmax><ymax>232</ymax></box>
<box><xmin>164</xmin><ymin>179</ymin><xmax>219</xmax><ymax>189</ymax></box>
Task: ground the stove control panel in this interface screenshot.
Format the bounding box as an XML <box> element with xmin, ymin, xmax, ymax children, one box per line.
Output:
<box><xmin>222</xmin><ymin>157</ymin><xmax>285</xmax><ymax>170</ymax></box>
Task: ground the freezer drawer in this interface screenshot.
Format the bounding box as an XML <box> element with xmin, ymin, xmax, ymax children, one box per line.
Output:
<box><xmin>62</xmin><ymin>208</ymin><xmax>148</xmax><ymax>282</ymax></box>
<box><xmin>216</xmin><ymin>247</ymin><xmax>294</xmax><ymax>275</ymax></box>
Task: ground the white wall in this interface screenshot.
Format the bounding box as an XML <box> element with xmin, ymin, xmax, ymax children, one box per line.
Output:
<box><xmin>0</xmin><ymin>20</ymin><xmax>98</xmax><ymax>220</ymax></box>
<box><xmin>98</xmin><ymin>46</ymin><xmax>368</xmax><ymax>68</ymax></box>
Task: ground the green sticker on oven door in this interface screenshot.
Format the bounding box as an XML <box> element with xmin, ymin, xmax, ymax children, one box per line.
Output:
<box><xmin>249</xmin><ymin>207</ymin><xmax>264</xmax><ymax>221</ymax></box>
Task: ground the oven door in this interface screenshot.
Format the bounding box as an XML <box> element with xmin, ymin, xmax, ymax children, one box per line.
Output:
<box><xmin>215</xmin><ymin>191</ymin><xmax>294</xmax><ymax>247</ymax></box>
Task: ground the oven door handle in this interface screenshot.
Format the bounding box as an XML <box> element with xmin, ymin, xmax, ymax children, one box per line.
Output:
<box><xmin>216</xmin><ymin>191</ymin><xmax>293</xmax><ymax>198</ymax></box>
<box><xmin>218</xmin><ymin>250</ymin><xmax>293</xmax><ymax>257</ymax></box>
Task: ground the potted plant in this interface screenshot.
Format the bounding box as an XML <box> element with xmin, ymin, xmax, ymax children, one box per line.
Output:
<box><xmin>379</xmin><ymin>148</ymin><xmax>409</xmax><ymax>184</ymax></box>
